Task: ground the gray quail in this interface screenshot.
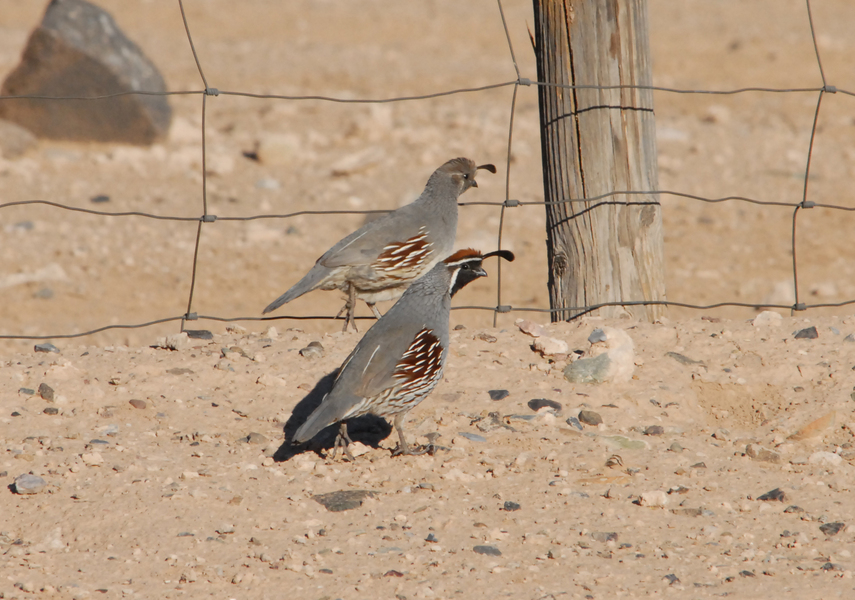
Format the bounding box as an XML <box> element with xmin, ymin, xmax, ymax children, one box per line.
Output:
<box><xmin>263</xmin><ymin>157</ymin><xmax>496</xmax><ymax>331</ymax></box>
<box><xmin>292</xmin><ymin>248</ymin><xmax>515</xmax><ymax>459</ymax></box>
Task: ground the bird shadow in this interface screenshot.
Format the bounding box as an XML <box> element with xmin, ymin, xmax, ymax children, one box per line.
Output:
<box><xmin>273</xmin><ymin>369</ymin><xmax>392</xmax><ymax>462</ymax></box>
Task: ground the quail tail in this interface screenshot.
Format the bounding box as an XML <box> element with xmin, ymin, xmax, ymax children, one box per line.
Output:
<box><xmin>292</xmin><ymin>395</ymin><xmax>350</xmax><ymax>444</ymax></box>
<box><xmin>263</xmin><ymin>263</ymin><xmax>328</xmax><ymax>314</ymax></box>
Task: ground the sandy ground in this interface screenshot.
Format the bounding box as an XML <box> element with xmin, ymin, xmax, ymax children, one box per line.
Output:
<box><xmin>2</xmin><ymin>1</ymin><xmax>855</xmax><ymax>598</ymax></box>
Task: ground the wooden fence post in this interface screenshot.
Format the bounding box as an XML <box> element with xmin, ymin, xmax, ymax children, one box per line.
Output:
<box><xmin>532</xmin><ymin>0</ymin><xmax>666</xmax><ymax>322</ymax></box>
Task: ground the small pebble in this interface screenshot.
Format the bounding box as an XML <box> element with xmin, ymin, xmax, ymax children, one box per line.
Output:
<box><xmin>819</xmin><ymin>522</ymin><xmax>845</xmax><ymax>537</ymax></box>
<box><xmin>784</xmin><ymin>505</ymin><xmax>804</xmax><ymax>514</ymax></box>
<box><xmin>757</xmin><ymin>488</ymin><xmax>787</xmax><ymax>502</ymax></box>
<box><xmin>528</xmin><ymin>398</ymin><xmax>562</xmax><ymax>413</ymax></box>
<box><xmin>643</xmin><ymin>425</ymin><xmax>664</xmax><ymax>436</ymax></box>
<box><xmin>34</xmin><ymin>343</ymin><xmax>59</xmax><ymax>353</ymax></box>
<box><xmin>668</xmin><ymin>442</ymin><xmax>683</xmax><ymax>452</ymax></box>
<box><xmin>18</xmin><ymin>387</ymin><xmax>35</xmax><ymax>396</ymax></box>
<box><xmin>591</xmin><ymin>532</ymin><xmax>618</xmax><ymax>543</ymax></box>
<box><xmin>794</xmin><ymin>326</ymin><xmax>818</xmax><ymax>340</ymax></box>
<box><xmin>565</xmin><ymin>417</ymin><xmax>583</xmax><ymax>431</ymax></box>
<box><xmin>488</xmin><ymin>389</ymin><xmax>509</xmax><ymax>401</ymax></box>
<box><xmin>663</xmin><ymin>574</ymin><xmax>680</xmax><ymax>585</ymax></box>
<box><xmin>473</xmin><ymin>545</ymin><xmax>502</xmax><ymax>556</ymax></box>
<box><xmin>43</xmin><ymin>407</ymin><xmax>59</xmax><ymax>415</ymax></box>
<box><xmin>502</xmin><ymin>501</ymin><xmax>521</xmax><ymax>512</ymax></box>
<box><xmin>425</xmin><ymin>533</ymin><xmax>438</xmax><ymax>542</ymax></box>
<box><xmin>578</xmin><ymin>409</ymin><xmax>603</xmax><ymax>426</ymax></box>
<box><xmin>458</xmin><ymin>432</ymin><xmax>487</xmax><ymax>443</ymax></box>
<box><xmin>299</xmin><ymin>341</ymin><xmax>325</xmax><ymax>359</ymax></box>
<box><xmin>91</xmin><ymin>194</ymin><xmax>110</xmax><ymax>203</ymax></box>
<box><xmin>129</xmin><ymin>399</ymin><xmax>147</xmax><ymax>409</ymax></box>
<box><xmin>14</xmin><ymin>473</ymin><xmax>47</xmax><ymax>494</ymax></box>
<box><xmin>475</xmin><ymin>333</ymin><xmax>497</xmax><ymax>343</ymax></box>
<box><xmin>246</xmin><ymin>432</ymin><xmax>269</xmax><ymax>445</ymax></box>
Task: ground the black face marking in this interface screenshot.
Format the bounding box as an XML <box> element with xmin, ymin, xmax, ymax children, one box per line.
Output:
<box><xmin>449</xmin><ymin>259</ymin><xmax>486</xmax><ymax>297</ymax></box>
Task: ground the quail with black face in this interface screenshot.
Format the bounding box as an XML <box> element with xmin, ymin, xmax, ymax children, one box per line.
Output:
<box><xmin>292</xmin><ymin>248</ymin><xmax>515</xmax><ymax>459</ymax></box>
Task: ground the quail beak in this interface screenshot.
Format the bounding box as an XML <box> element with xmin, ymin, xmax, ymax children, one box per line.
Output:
<box><xmin>471</xmin><ymin>180</ymin><xmax>478</xmax><ymax>188</ymax></box>
<box><xmin>473</xmin><ymin>266</ymin><xmax>487</xmax><ymax>278</ymax></box>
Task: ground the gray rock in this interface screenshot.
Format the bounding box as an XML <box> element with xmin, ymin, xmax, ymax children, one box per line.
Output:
<box><xmin>578</xmin><ymin>409</ymin><xmax>603</xmax><ymax>426</ymax></box>
<box><xmin>34</xmin><ymin>343</ymin><xmax>59</xmax><ymax>353</ymax></box>
<box><xmin>527</xmin><ymin>398</ymin><xmax>562</xmax><ymax>413</ymax></box>
<box><xmin>502</xmin><ymin>501</ymin><xmax>521</xmax><ymax>511</ymax></box>
<box><xmin>643</xmin><ymin>425</ymin><xmax>664</xmax><ymax>436</ymax></box>
<box><xmin>299</xmin><ymin>341</ymin><xmax>325</xmax><ymax>359</ymax></box>
<box><xmin>794</xmin><ymin>326</ymin><xmax>818</xmax><ymax>340</ymax></box>
<box><xmin>588</xmin><ymin>328</ymin><xmax>608</xmax><ymax>344</ymax></box>
<box><xmin>488</xmin><ymin>389</ymin><xmax>509</xmax><ymax>401</ymax></box>
<box><xmin>473</xmin><ymin>545</ymin><xmax>502</xmax><ymax>556</ymax></box>
<box><xmin>757</xmin><ymin>488</ymin><xmax>787</xmax><ymax>502</ymax></box>
<box><xmin>14</xmin><ymin>473</ymin><xmax>47</xmax><ymax>494</ymax></box>
<box><xmin>245</xmin><ymin>432</ymin><xmax>268</xmax><ymax>445</ymax></box>
<box><xmin>312</xmin><ymin>490</ymin><xmax>377</xmax><ymax>512</ymax></box>
<box><xmin>0</xmin><ymin>0</ymin><xmax>171</xmax><ymax>144</ymax></box>
<box><xmin>563</xmin><ymin>352</ymin><xmax>611</xmax><ymax>383</ymax></box>
<box><xmin>668</xmin><ymin>442</ymin><xmax>684</xmax><ymax>452</ymax></box>
<box><xmin>458</xmin><ymin>432</ymin><xmax>486</xmax><ymax>443</ymax></box>
<box><xmin>38</xmin><ymin>382</ymin><xmax>54</xmax><ymax>401</ymax></box>
<box><xmin>819</xmin><ymin>522</ymin><xmax>845</xmax><ymax>537</ymax></box>
<box><xmin>565</xmin><ymin>416</ymin><xmax>583</xmax><ymax>431</ymax></box>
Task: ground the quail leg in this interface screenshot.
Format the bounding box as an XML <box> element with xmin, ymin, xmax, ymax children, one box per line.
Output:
<box><xmin>367</xmin><ymin>302</ymin><xmax>383</xmax><ymax>320</ymax></box>
<box><xmin>335</xmin><ymin>284</ymin><xmax>359</xmax><ymax>333</ymax></box>
<box><xmin>390</xmin><ymin>414</ymin><xmax>431</xmax><ymax>456</ymax></box>
<box><xmin>330</xmin><ymin>422</ymin><xmax>356</xmax><ymax>461</ymax></box>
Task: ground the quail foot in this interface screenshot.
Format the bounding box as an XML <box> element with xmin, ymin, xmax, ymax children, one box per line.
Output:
<box><xmin>292</xmin><ymin>248</ymin><xmax>515</xmax><ymax>459</ymax></box>
<box><xmin>262</xmin><ymin>157</ymin><xmax>496</xmax><ymax>331</ymax></box>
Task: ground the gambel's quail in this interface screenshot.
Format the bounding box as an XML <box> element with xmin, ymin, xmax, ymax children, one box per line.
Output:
<box><xmin>292</xmin><ymin>248</ymin><xmax>515</xmax><ymax>459</ymax></box>
<box><xmin>263</xmin><ymin>157</ymin><xmax>496</xmax><ymax>331</ymax></box>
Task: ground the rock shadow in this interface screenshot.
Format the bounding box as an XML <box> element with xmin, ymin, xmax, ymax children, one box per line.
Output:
<box><xmin>273</xmin><ymin>369</ymin><xmax>391</xmax><ymax>462</ymax></box>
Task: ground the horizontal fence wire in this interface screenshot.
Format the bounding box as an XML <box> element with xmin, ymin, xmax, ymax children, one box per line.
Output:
<box><xmin>0</xmin><ymin>0</ymin><xmax>852</xmax><ymax>342</ymax></box>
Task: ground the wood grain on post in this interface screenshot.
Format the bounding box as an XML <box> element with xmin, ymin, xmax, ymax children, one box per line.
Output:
<box><xmin>532</xmin><ymin>0</ymin><xmax>665</xmax><ymax>322</ymax></box>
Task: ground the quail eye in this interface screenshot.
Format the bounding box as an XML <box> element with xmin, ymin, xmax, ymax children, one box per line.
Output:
<box><xmin>462</xmin><ymin>173</ymin><xmax>469</xmax><ymax>179</ymax></box>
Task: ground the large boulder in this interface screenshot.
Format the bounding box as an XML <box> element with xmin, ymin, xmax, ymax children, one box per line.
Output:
<box><xmin>0</xmin><ymin>0</ymin><xmax>171</xmax><ymax>144</ymax></box>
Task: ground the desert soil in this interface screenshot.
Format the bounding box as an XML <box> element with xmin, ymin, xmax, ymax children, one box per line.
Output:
<box><xmin>2</xmin><ymin>1</ymin><xmax>855</xmax><ymax>599</ymax></box>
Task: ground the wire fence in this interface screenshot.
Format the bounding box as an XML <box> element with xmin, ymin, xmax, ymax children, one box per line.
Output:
<box><xmin>0</xmin><ymin>0</ymin><xmax>852</xmax><ymax>342</ymax></box>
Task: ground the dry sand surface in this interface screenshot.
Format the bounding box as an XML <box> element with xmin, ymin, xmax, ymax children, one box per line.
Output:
<box><xmin>2</xmin><ymin>1</ymin><xmax>855</xmax><ymax>598</ymax></box>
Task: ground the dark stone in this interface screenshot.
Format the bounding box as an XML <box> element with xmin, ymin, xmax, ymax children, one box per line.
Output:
<box><xmin>644</xmin><ymin>425</ymin><xmax>664</xmax><ymax>436</ymax></box>
<box><xmin>0</xmin><ymin>0</ymin><xmax>171</xmax><ymax>144</ymax></box>
<box><xmin>794</xmin><ymin>326</ymin><xmax>818</xmax><ymax>340</ymax></box>
<box><xmin>425</xmin><ymin>533</ymin><xmax>438</xmax><ymax>542</ymax></box>
<box><xmin>663</xmin><ymin>574</ymin><xmax>679</xmax><ymax>585</ymax></box>
<box><xmin>34</xmin><ymin>343</ymin><xmax>59</xmax><ymax>353</ymax></box>
<box><xmin>666</xmin><ymin>351</ymin><xmax>704</xmax><ymax>366</ymax></box>
<box><xmin>784</xmin><ymin>505</ymin><xmax>804</xmax><ymax>514</ymax></box>
<box><xmin>739</xmin><ymin>570</ymin><xmax>756</xmax><ymax>577</ymax></box>
<box><xmin>43</xmin><ymin>407</ymin><xmax>59</xmax><ymax>415</ymax></box>
<box><xmin>565</xmin><ymin>416</ymin><xmax>583</xmax><ymax>431</ymax></box>
<box><xmin>185</xmin><ymin>330</ymin><xmax>213</xmax><ymax>340</ymax></box>
<box><xmin>527</xmin><ymin>398</ymin><xmax>562</xmax><ymax>413</ymax></box>
<box><xmin>38</xmin><ymin>382</ymin><xmax>54</xmax><ymax>401</ymax></box>
<box><xmin>488</xmin><ymin>389</ymin><xmax>509</xmax><ymax>401</ymax></box>
<box><xmin>757</xmin><ymin>488</ymin><xmax>787</xmax><ymax>502</ymax></box>
<box><xmin>578</xmin><ymin>409</ymin><xmax>603</xmax><ymax>426</ymax></box>
<box><xmin>473</xmin><ymin>545</ymin><xmax>502</xmax><ymax>556</ymax></box>
<box><xmin>822</xmin><ymin>562</ymin><xmax>844</xmax><ymax>571</ymax></box>
<box><xmin>502</xmin><ymin>501</ymin><xmax>521</xmax><ymax>512</ymax></box>
<box><xmin>819</xmin><ymin>522</ymin><xmax>845</xmax><ymax>537</ymax></box>
<box><xmin>90</xmin><ymin>194</ymin><xmax>110</xmax><ymax>203</ymax></box>
<box><xmin>166</xmin><ymin>368</ymin><xmax>193</xmax><ymax>376</ymax></box>
<box><xmin>18</xmin><ymin>388</ymin><xmax>35</xmax><ymax>396</ymax></box>
<box><xmin>312</xmin><ymin>490</ymin><xmax>377</xmax><ymax>512</ymax></box>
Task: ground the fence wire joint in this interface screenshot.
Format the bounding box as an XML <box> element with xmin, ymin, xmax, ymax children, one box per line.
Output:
<box><xmin>823</xmin><ymin>85</ymin><xmax>837</xmax><ymax>94</ymax></box>
<box><xmin>496</xmin><ymin>305</ymin><xmax>512</xmax><ymax>313</ymax></box>
<box><xmin>800</xmin><ymin>200</ymin><xmax>815</xmax><ymax>209</ymax></box>
<box><xmin>504</xmin><ymin>199</ymin><xmax>521</xmax><ymax>208</ymax></box>
<box><xmin>205</xmin><ymin>87</ymin><xmax>220</xmax><ymax>96</ymax></box>
<box><xmin>201</xmin><ymin>214</ymin><xmax>217</xmax><ymax>222</ymax></box>
<box><xmin>184</xmin><ymin>312</ymin><xmax>199</xmax><ymax>321</ymax></box>
<box><xmin>517</xmin><ymin>77</ymin><xmax>533</xmax><ymax>86</ymax></box>
<box><xmin>793</xmin><ymin>303</ymin><xmax>807</xmax><ymax>311</ymax></box>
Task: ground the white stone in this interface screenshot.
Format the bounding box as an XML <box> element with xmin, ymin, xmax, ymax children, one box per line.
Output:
<box><xmin>516</xmin><ymin>319</ymin><xmax>549</xmax><ymax>338</ymax></box>
<box><xmin>639</xmin><ymin>490</ymin><xmax>669</xmax><ymax>507</ymax></box>
<box><xmin>809</xmin><ymin>451</ymin><xmax>842</xmax><ymax>466</ymax></box>
<box><xmin>533</xmin><ymin>336</ymin><xmax>569</xmax><ymax>356</ymax></box>
<box><xmin>752</xmin><ymin>311</ymin><xmax>783</xmax><ymax>327</ymax></box>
